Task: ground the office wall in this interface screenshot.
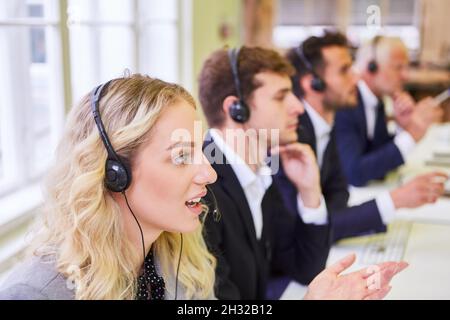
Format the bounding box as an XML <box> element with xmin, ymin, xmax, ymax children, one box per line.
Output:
<box><xmin>191</xmin><ymin>0</ymin><xmax>242</xmax><ymax>123</ymax></box>
<box><xmin>420</xmin><ymin>0</ymin><xmax>450</xmax><ymax>66</ymax></box>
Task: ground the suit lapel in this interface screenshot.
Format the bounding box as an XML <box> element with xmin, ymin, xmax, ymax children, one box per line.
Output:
<box><xmin>320</xmin><ymin>133</ymin><xmax>335</xmax><ymax>186</ymax></box>
<box><xmin>203</xmin><ymin>136</ymin><xmax>261</xmax><ymax>256</ymax></box>
<box><xmin>299</xmin><ymin>111</ymin><xmax>331</xmax><ymax>183</ymax></box>
<box><xmin>357</xmin><ymin>88</ymin><xmax>369</xmax><ymax>141</ymax></box>
<box><xmin>298</xmin><ymin>112</ymin><xmax>317</xmax><ymax>153</ymax></box>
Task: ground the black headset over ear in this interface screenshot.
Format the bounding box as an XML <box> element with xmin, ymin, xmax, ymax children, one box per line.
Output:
<box><xmin>228</xmin><ymin>47</ymin><xmax>250</xmax><ymax>123</ymax></box>
<box><xmin>91</xmin><ymin>81</ymin><xmax>132</xmax><ymax>192</ymax></box>
<box><xmin>295</xmin><ymin>44</ymin><xmax>326</xmax><ymax>92</ymax></box>
<box><xmin>91</xmin><ymin>79</ymin><xmax>184</xmax><ymax>299</ymax></box>
<box><xmin>368</xmin><ymin>35</ymin><xmax>382</xmax><ymax>74</ymax></box>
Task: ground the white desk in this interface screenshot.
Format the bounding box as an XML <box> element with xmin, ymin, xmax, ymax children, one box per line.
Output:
<box><xmin>280</xmin><ymin>125</ymin><xmax>450</xmax><ymax>300</ymax></box>
<box><xmin>328</xmin><ymin>123</ymin><xmax>450</xmax><ymax>299</ymax></box>
<box><xmin>327</xmin><ymin>220</ymin><xmax>450</xmax><ymax>299</ymax></box>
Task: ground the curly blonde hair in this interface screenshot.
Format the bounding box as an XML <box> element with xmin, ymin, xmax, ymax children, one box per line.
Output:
<box><xmin>31</xmin><ymin>74</ymin><xmax>216</xmax><ymax>299</ymax></box>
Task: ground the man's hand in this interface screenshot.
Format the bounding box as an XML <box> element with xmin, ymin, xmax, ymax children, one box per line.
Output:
<box><xmin>304</xmin><ymin>253</ymin><xmax>409</xmax><ymax>300</ymax></box>
<box><xmin>404</xmin><ymin>97</ymin><xmax>443</xmax><ymax>142</ymax></box>
<box><xmin>272</xmin><ymin>143</ymin><xmax>321</xmax><ymax>208</ymax></box>
<box><xmin>390</xmin><ymin>172</ymin><xmax>448</xmax><ymax>209</ymax></box>
<box><xmin>416</xmin><ymin>97</ymin><xmax>444</xmax><ymax>124</ymax></box>
<box><xmin>393</xmin><ymin>91</ymin><xmax>415</xmax><ymax>130</ymax></box>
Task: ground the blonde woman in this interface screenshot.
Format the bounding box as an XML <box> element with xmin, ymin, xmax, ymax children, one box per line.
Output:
<box><xmin>0</xmin><ymin>75</ymin><xmax>217</xmax><ymax>300</ymax></box>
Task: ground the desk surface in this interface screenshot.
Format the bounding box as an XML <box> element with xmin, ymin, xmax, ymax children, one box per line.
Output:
<box><xmin>389</xmin><ymin>222</ymin><xmax>450</xmax><ymax>299</ymax></box>
<box><xmin>281</xmin><ymin>125</ymin><xmax>450</xmax><ymax>300</ymax></box>
<box><xmin>327</xmin><ymin>221</ymin><xmax>450</xmax><ymax>300</ymax></box>
<box><xmin>329</xmin><ymin>124</ymin><xmax>450</xmax><ymax>299</ymax></box>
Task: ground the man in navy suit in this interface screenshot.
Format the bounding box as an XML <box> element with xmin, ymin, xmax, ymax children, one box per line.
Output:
<box><xmin>334</xmin><ymin>36</ymin><xmax>443</xmax><ymax>186</ymax></box>
<box><xmin>279</xmin><ymin>32</ymin><xmax>446</xmax><ymax>243</ymax></box>
<box><xmin>197</xmin><ymin>46</ymin><xmax>407</xmax><ymax>300</ymax></box>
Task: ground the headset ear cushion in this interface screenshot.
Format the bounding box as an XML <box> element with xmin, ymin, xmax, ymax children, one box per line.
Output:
<box><xmin>229</xmin><ymin>101</ymin><xmax>250</xmax><ymax>123</ymax></box>
<box><xmin>311</xmin><ymin>76</ymin><xmax>326</xmax><ymax>92</ymax></box>
<box><xmin>368</xmin><ymin>60</ymin><xmax>378</xmax><ymax>73</ymax></box>
<box><xmin>105</xmin><ymin>158</ymin><xmax>131</xmax><ymax>192</ymax></box>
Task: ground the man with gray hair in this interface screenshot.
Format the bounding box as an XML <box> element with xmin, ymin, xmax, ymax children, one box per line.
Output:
<box><xmin>334</xmin><ymin>36</ymin><xmax>443</xmax><ymax>186</ymax></box>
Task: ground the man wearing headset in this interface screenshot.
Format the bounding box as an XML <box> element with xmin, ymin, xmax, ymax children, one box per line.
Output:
<box><xmin>334</xmin><ymin>35</ymin><xmax>443</xmax><ymax>186</ymax></box>
<box><xmin>198</xmin><ymin>46</ymin><xmax>408</xmax><ymax>300</ymax></box>
<box><xmin>277</xmin><ymin>32</ymin><xmax>446</xmax><ymax>244</ymax></box>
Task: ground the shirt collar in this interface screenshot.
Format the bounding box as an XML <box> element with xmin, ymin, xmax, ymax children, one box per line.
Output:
<box><xmin>358</xmin><ymin>80</ymin><xmax>379</xmax><ymax>110</ymax></box>
<box><xmin>209</xmin><ymin>128</ymin><xmax>272</xmax><ymax>190</ymax></box>
<box><xmin>303</xmin><ymin>99</ymin><xmax>332</xmax><ymax>141</ymax></box>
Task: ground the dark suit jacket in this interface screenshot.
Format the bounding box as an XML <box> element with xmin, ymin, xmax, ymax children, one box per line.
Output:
<box><xmin>334</xmin><ymin>89</ymin><xmax>404</xmax><ymax>186</ymax></box>
<box><xmin>272</xmin><ymin>111</ymin><xmax>387</xmax><ymax>243</ymax></box>
<box><xmin>202</xmin><ymin>136</ymin><xmax>331</xmax><ymax>300</ymax></box>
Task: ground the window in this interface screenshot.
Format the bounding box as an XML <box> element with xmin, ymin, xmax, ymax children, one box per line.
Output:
<box><xmin>0</xmin><ymin>0</ymin><xmax>63</xmax><ymax>197</ymax></box>
<box><xmin>29</xmin><ymin>3</ymin><xmax>47</xmax><ymax>63</ymax></box>
<box><xmin>67</xmin><ymin>0</ymin><xmax>181</xmax><ymax>101</ymax></box>
<box><xmin>0</xmin><ymin>129</ymin><xmax>3</xmax><ymax>181</ymax></box>
<box><xmin>0</xmin><ymin>0</ymin><xmax>64</xmax><ymax>281</ymax></box>
<box><xmin>0</xmin><ymin>0</ymin><xmax>189</xmax><ymax>280</ymax></box>
<box><xmin>349</xmin><ymin>0</ymin><xmax>416</xmax><ymax>25</ymax></box>
<box><xmin>277</xmin><ymin>0</ymin><xmax>338</xmax><ymax>26</ymax></box>
<box><xmin>274</xmin><ymin>0</ymin><xmax>420</xmax><ymax>54</ymax></box>
<box><xmin>0</xmin><ymin>0</ymin><xmax>186</xmax><ymax>200</ymax></box>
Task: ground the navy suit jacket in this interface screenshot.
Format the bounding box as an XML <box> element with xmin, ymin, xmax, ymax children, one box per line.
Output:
<box><xmin>202</xmin><ymin>136</ymin><xmax>331</xmax><ymax>300</ymax></box>
<box><xmin>273</xmin><ymin>111</ymin><xmax>387</xmax><ymax>244</ymax></box>
<box><xmin>334</xmin><ymin>89</ymin><xmax>404</xmax><ymax>186</ymax></box>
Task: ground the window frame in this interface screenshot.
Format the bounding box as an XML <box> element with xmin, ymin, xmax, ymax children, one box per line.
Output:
<box><xmin>0</xmin><ymin>0</ymin><xmax>191</xmax><ymax>199</ymax></box>
<box><xmin>0</xmin><ymin>0</ymin><xmax>65</xmax><ymax>197</ymax></box>
<box><xmin>0</xmin><ymin>0</ymin><xmax>192</xmax><ymax>279</ymax></box>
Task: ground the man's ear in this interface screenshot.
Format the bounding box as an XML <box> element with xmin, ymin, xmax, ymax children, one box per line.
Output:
<box><xmin>222</xmin><ymin>96</ymin><xmax>239</xmax><ymax>117</ymax></box>
<box><xmin>300</xmin><ymin>74</ymin><xmax>314</xmax><ymax>95</ymax></box>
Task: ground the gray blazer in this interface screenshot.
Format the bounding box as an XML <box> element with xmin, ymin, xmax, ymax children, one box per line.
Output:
<box><xmin>0</xmin><ymin>255</ymin><xmax>204</xmax><ymax>300</ymax></box>
<box><xmin>0</xmin><ymin>256</ymin><xmax>74</xmax><ymax>300</ymax></box>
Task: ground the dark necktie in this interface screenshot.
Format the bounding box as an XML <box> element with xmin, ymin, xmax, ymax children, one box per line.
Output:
<box><xmin>374</xmin><ymin>99</ymin><xmax>389</xmax><ymax>140</ymax></box>
<box><xmin>136</xmin><ymin>250</ymin><xmax>165</xmax><ymax>300</ymax></box>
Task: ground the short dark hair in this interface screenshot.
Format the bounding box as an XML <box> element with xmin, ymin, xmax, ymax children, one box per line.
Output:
<box><xmin>198</xmin><ymin>46</ymin><xmax>295</xmax><ymax>128</ymax></box>
<box><xmin>286</xmin><ymin>31</ymin><xmax>349</xmax><ymax>97</ymax></box>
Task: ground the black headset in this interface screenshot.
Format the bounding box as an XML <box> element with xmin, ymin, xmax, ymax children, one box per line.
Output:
<box><xmin>368</xmin><ymin>35</ymin><xmax>382</xmax><ymax>74</ymax></box>
<box><xmin>91</xmin><ymin>81</ymin><xmax>132</xmax><ymax>192</ymax></box>
<box><xmin>295</xmin><ymin>43</ymin><xmax>326</xmax><ymax>92</ymax></box>
<box><xmin>90</xmin><ymin>79</ymin><xmax>187</xmax><ymax>300</ymax></box>
<box><xmin>228</xmin><ymin>47</ymin><xmax>250</xmax><ymax>123</ymax></box>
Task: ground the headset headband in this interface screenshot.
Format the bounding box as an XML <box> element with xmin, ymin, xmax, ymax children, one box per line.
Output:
<box><xmin>228</xmin><ymin>47</ymin><xmax>244</xmax><ymax>101</ymax></box>
<box><xmin>90</xmin><ymin>80</ymin><xmax>122</xmax><ymax>163</ymax></box>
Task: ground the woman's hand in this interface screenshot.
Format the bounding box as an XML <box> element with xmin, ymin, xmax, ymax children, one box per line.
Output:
<box><xmin>304</xmin><ymin>253</ymin><xmax>409</xmax><ymax>300</ymax></box>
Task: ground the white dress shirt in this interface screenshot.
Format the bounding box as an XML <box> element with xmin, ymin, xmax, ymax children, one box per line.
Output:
<box><xmin>303</xmin><ymin>101</ymin><xmax>332</xmax><ymax>168</ymax></box>
<box><xmin>304</xmin><ymin>98</ymin><xmax>397</xmax><ymax>224</ymax></box>
<box><xmin>209</xmin><ymin>129</ymin><xmax>328</xmax><ymax>239</ymax></box>
<box><xmin>357</xmin><ymin>80</ymin><xmax>416</xmax><ymax>160</ymax></box>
